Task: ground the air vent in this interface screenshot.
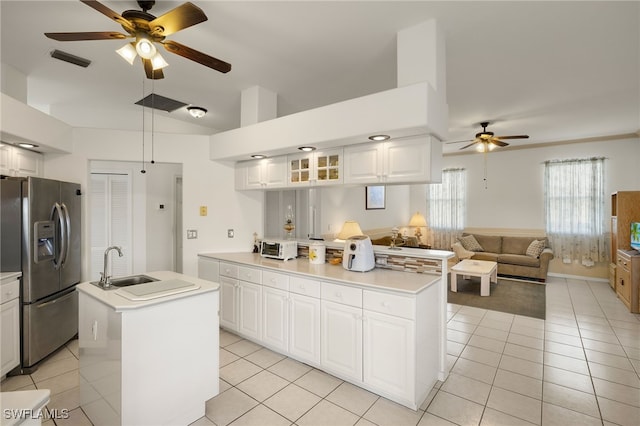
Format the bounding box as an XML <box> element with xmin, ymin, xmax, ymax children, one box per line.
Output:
<box><xmin>135</xmin><ymin>94</ymin><xmax>188</xmax><ymax>112</ymax></box>
<box><xmin>50</xmin><ymin>50</ymin><xmax>91</xmax><ymax>68</ymax></box>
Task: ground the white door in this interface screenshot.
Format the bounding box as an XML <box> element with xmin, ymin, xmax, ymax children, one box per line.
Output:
<box><xmin>383</xmin><ymin>139</ymin><xmax>430</xmax><ymax>183</ymax></box>
<box><xmin>90</xmin><ymin>173</ymin><xmax>132</xmax><ymax>281</ymax></box>
<box><xmin>239</xmin><ymin>281</ymin><xmax>262</xmax><ymax>339</ymax></box>
<box><xmin>343</xmin><ymin>143</ymin><xmax>383</xmax><ymax>184</ymax></box>
<box><xmin>363</xmin><ymin>310</ymin><xmax>415</xmax><ymax>400</ymax></box>
<box><xmin>263</xmin><ymin>158</ymin><xmax>288</xmax><ymax>188</ymax></box>
<box><xmin>219</xmin><ymin>277</ymin><xmax>238</xmax><ymax>331</ymax></box>
<box><xmin>262</xmin><ymin>287</ymin><xmax>289</xmax><ymax>352</ymax></box>
<box><xmin>320</xmin><ymin>300</ymin><xmax>362</xmax><ymax>381</ymax></box>
<box><xmin>289</xmin><ymin>293</ymin><xmax>320</xmax><ymax>365</ymax></box>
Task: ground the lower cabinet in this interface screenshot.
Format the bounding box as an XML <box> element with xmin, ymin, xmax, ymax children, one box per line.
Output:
<box><xmin>289</xmin><ymin>293</ymin><xmax>321</xmax><ymax>365</ymax></box>
<box><xmin>262</xmin><ymin>286</ymin><xmax>289</xmax><ymax>352</ymax></box>
<box><xmin>219</xmin><ymin>276</ymin><xmax>239</xmax><ymax>330</ymax></box>
<box><xmin>320</xmin><ymin>300</ymin><xmax>363</xmax><ymax>382</ymax></box>
<box><xmin>1</xmin><ymin>298</ymin><xmax>20</xmax><ymax>376</ymax></box>
<box><xmin>238</xmin><ymin>281</ymin><xmax>262</xmax><ymax>339</ymax></box>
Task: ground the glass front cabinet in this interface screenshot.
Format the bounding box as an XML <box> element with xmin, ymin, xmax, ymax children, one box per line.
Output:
<box><xmin>288</xmin><ymin>148</ymin><xmax>343</xmax><ymax>187</ymax></box>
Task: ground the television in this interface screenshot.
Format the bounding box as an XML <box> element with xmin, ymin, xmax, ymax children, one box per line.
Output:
<box><xmin>631</xmin><ymin>222</ymin><xmax>640</xmax><ymax>252</ymax></box>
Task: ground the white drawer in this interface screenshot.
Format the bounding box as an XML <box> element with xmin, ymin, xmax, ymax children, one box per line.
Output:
<box><xmin>220</xmin><ymin>262</ymin><xmax>239</xmax><ymax>278</ymax></box>
<box><xmin>263</xmin><ymin>271</ymin><xmax>289</xmax><ymax>291</ymax></box>
<box><xmin>321</xmin><ymin>282</ymin><xmax>362</xmax><ymax>308</ymax></box>
<box><xmin>289</xmin><ymin>277</ymin><xmax>321</xmax><ymax>298</ymax></box>
<box><xmin>0</xmin><ymin>279</ymin><xmax>20</xmax><ymax>304</ymax></box>
<box><xmin>239</xmin><ymin>266</ymin><xmax>262</xmax><ymax>284</ymax></box>
<box><xmin>363</xmin><ymin>290</ymin><xmax>415</xmax><ymax>320</ymax></box>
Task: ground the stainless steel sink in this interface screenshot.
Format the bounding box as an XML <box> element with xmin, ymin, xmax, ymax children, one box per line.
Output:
<box><xmin>91</xmin><ymin>274</ymin><xmax>158</xmax><ymax>289</ymax></box>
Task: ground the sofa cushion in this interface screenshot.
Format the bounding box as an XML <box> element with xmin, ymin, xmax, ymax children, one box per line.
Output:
<box><xmin>526</xmin><ymin>240</ymin><xmax>546</xmax><ymax>258</ymax></box>
<box><xmin>458</xmin><ymin>235</ymin><xmax>484</xmax><ymax>252</ymax></box>
<box><xmin>498</xmin><ymin>253</ymin><xmax>541</xmax><ymax>267</ymax></box>
<box><xmin>452</xmin><ymin>242</ymin><xmax>474</xmax><ymax>260</ymax></box>
<box><xmin>468</xmin><ymin>234</ymin><xmax>502</xmax><ymax>254</ymax></box>
<box><xmin>502</xmin><ymin>236</ymin><xmax>545</xmax><ymax>255</ymax></box>
<box><xmin>471</xmin><ymin>252</ymin><xmax>499</xmax><ymax>262</ymax></box>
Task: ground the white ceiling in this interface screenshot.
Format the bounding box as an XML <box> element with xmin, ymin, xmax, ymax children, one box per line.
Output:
<box><xmin>1</xmin><ymin>1</ymin><xmax>638</xmax><ymax>153</ymax></box>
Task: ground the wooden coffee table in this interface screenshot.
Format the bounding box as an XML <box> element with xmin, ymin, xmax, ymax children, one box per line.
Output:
<box><xmin>450</xmin><ymin>259</ymin><xmax>498</xmax><ymax>297</ymax></box>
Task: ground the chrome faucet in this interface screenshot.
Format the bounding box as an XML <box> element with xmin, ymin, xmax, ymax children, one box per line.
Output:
<box><xmin>99</xmin><ymin>246</ymin><xmax>123</xmax><ymax>288</ymax></box>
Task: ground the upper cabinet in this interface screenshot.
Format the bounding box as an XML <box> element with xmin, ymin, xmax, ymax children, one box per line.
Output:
<box><xmin>235</xmin><ymin>157</ymin><xmax>288</xmax><ymax>190</ymax></box>
<box><xmin>0</xmin><ymin>145</ymin><xmax>43</xmax><ymax>177</ymax></box>
<box><xmin>344</xmin><ymin>137</ymin><xmax>441</xmax><ymax>185</ymax></box>
<box><xmin>288</xmin><ymin>148</ymin><xmax>343</xmax><ymax>187</ymax></box>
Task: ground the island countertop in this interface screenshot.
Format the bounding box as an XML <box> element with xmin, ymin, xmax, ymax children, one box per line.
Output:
<box><xmin>76</xmin><ymin>270</ymin><xmax>219</xmax><ymax>312</ymax></box>
<box><xmin>199</xmin><ymin>252</ymin><xmax>442</xmax><ymax>294</ymax></box>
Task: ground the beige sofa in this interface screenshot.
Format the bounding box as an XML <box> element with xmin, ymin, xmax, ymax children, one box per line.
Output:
<box><xmin>456</xmin><ymin>233</ymin><xmax>554</xmax><ymax>282</ymax></box>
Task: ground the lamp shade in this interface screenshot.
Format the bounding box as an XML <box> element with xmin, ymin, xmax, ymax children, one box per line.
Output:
<box><xmin>409</xmin><ymin>212</ymin><xmax>427</xmax><ymax>228</ymax></box>
<box><xmin>336</xmin><ymin>221</ymin><xmax>363</xmax><ymax>240</ymax></box>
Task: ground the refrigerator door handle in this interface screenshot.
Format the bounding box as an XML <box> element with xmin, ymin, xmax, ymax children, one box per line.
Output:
<box><xmin>35</xmin><ymin>289</ymin><xmax>76</xmax><ymax>309</ymax></box>
<box><xmin>51</xmin><ymin>202</ymin><xmax>66</xmax><ymax>270</ymax></box>
<box><xmin>60</xmin><ymin>203</ymin><xmax>71</xmax><ymax>266</ymax></box>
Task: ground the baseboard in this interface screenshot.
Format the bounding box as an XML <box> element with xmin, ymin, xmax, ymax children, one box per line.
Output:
<box><xmin>547</xmin><ymin>272</ymin><xmax>609</xmax><ymax>283</ymax></box>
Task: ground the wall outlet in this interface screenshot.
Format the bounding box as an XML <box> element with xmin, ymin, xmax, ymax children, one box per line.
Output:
<box><xmin>199</xmin><ymin>206</ymin><xmax>208</xmax><ymax>216</ymax></box>
<box><xmin>187</xmin><ymin>229</ymin><xmax>198</xmax><ymax>239</ymax></box>
<box><xmin>227</xmin><ymin>229</ymin><xmax>234</xmax><ymax>238</ymax></box>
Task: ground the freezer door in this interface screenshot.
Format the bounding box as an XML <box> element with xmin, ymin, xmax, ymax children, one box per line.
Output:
<box><xmin>60</xmin><ymin>182</ymin><xmax>81</xmax><ymax>290</ymax></box>
<box><xmin>22</xmin><ymin>177</ymin><xmax>61</xmax><ymax>302</ymax></box>
<box><xmin>21</xmin><ymin>286</ymin><xmax>78</xmax><ymax>368</ymax></box>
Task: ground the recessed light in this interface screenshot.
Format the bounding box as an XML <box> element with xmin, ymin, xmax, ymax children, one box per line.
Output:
<box><xmin>251</xmin><ymin>154</ymin><xmax>267</xmax><ymax>159</ymax></box>
<box><xmin>298</xmin><ymin>146</ymin><xmax>316</xmax><ymax>152</ymax></box>
<box><xmin>187</xmin><ymin>106</ymin><xmax>207</xmax><ymax>118</ymax></box>
<box><xmin>18</xmin><ymin>143</ymin><xmax>38</xmax><ymax>149</ymax></box>
<box><xmin>368</xmin><ymin>135</ymin><xmax>390</xmax><ymax>141</ymax></box>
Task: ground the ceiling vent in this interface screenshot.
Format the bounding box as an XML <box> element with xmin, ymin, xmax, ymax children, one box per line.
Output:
<box><xmin>135</xmin><ymin>94</ymin><xmax>187</xmax><ymax>112</ymax></box>
<box><xmin>50</xmin><ymin>49</ymin><xmax>91</xmax><ymax>68</ymax></box>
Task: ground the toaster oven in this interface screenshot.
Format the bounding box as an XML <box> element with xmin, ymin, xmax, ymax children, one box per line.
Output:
<box><xmin>260</xmin><ymin>240</ymin><xmax>298</xmax><ymax>261</ymax></box>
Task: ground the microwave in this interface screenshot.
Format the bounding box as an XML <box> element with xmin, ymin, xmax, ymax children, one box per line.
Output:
<box><xmin>260</xmin><ymin>240</ymin><xmax>298</xmax><ymax>261</ymax></box>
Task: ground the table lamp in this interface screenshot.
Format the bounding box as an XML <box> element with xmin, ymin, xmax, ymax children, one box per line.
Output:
<box><xmin>336</xmin><ymin>221</ymin><xmax>363</xmax><ymax>240</ymax></box>
<box><xmin>409</xmin><ymin>212</ymin><xmax>427</xmax><ymax>243</ymax></box>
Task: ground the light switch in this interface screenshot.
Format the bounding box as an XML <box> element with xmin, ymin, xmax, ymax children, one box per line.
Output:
<box><xmin>199</xmin><ymin>206</ymin><xmax>208</xmax><ymax>216</ymax></box>
<box><xmin>187</xmin><ymin>230</ymin><xmax>198</xmax><ymax>239</ymax></box>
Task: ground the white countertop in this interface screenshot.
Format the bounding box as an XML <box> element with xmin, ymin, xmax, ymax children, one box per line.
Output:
<box><xmin>76</xmin><ymin>270</ymin><xmax>219</xmax><ymax>311</ymax></box>
<box><xmin>199</xmin><ymin>252</ymin><xmax>442</xmax><ymax>294</ymax></box>
<box><xmin>0</xmin><ymin>271</ymin><xmax>21</xmax><ymax>283</ymax></box>
<box><xmin>0</xmin><ymin>389</ymin><xmax>50</xmax><ymax>426</ymax></box>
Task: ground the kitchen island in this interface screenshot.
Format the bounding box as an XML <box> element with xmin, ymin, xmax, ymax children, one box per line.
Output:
<box><xmin>198</xmin><ymin>252</ymin><xmax>451</xmax><ymax>410</ymax></box>
<box><xmin>76</xmin><ymin>271</ymin><xmax>219</xmax><ymax>426</ymax></box>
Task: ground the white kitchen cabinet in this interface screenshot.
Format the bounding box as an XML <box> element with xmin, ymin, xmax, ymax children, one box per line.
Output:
<box><xmin>289</xmin><ymin>293</ymin><xmax>321</xmax><ymax>365</ymax></box>
<box><xmin>235</xmin><ymin>157</ymin><xmax>288</xmax><ymax>190</ymax></box>
<box><xmin>219</xmin><ymin>277</ymin><xmax>239</xmax><ymax>330</ymax></box>
<box><xmin>198</xmin><ymin>257</ymin><xmax>220</xmax><ymax>284</ymax></box>
<box><xmin>287</xmin><ymin>148</ymin><xmax>343</xmax><ymax>187</ymax></box>
<box><xmin>1</xmin><ymin>276</ymin><xmax>21</xmax><ymax>376</ymax></box>
<box><xmin>262</xmin><ymin>286</ymin><xmax>289</xmax><ymax>352</ymax></box>
<box><xmin>238</xmin><ymin>281</ymin><xmax>262</xmax><ymax>339</ymax></box>
<box><xmin>0</xmin><ymin>145</ymin><xmax>43</xmax><ymax>177</ymax></box>
<box><xmin>320</xmin><ymin>299</ymin><xmax>363</xmax><ymax>382</ymax></box>
<box><xmin>344</xmin><ymin>137</ymin><xmax>440</xmax><ymax>184</ymax></box>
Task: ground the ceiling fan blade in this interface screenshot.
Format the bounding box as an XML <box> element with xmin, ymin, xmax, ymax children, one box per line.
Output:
<box><xmin>445</xmin><ymin>139</ymin><xmax>473</xmax><ymax>144</ymax></box>
<box><xmin>162</xmin><ymin>40</ymin><xmax>231</xmax><ymax>73</ymax></box>
<box><xmin>80</xmin><ymin>0</ymin><xmax>135</xmax><ymax>33</ymax></box>
<box><xmin>45</xmin><ymin>31</ymin><xmax>128</xmax><ymax>41</ymax></box>
<box><xmin>460</xmin><ymin>141</ymin><xmax>478</xmax><ymax>150</ymax></box>
<box><xmin>495</xmin><ymin>135</ymin><xmax>529</xmax><ymax>140</ymax></box>
<box><xmin>148</xmin><ymin>2</ymin><xmax>208</xmax><ymax>37</ymax></box>
<box><xmin>491</xmin><ymin>140</ymin><xmax>510</xmax><ymax>147</ymax></box>
<box><xmin>143</xmin><ymin>59</ymin><xmax>165</xmax><ymax>80</ymax></box>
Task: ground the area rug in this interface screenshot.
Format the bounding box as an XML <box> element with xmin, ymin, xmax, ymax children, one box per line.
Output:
<box><xmin>447</xmin><ymin>275</ymin><xmax>546</xmax><ymax>319</ymax></box>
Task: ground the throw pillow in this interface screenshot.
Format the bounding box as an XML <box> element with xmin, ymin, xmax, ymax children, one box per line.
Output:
<box><xmin>451</xmin><ymin>242</ymin><xmax>474</xmax><ymax>260</ymax></box>
<box><xmin>526</xmin><ymin>239</ymin><xmax>546</xmax><ymax>258</ymax></box>
<box><xmin>458</xmin><ymin>235</ymin><xmax>484</xmax><ymax>252</ymax></box>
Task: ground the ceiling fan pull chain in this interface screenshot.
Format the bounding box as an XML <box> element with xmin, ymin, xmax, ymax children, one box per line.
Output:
<box><xmin>141</xmin><ymin>76</ymin><xmax>146</xmax><ymax>174</ymax></box>
<box><xmin>151</xmin><ymin>75</ymin><xmax>155</xmax><ymax>164</ymax></box>
<box><xmin>483</xmin><ymin>150</ymin><xmax>488</xmax><ymax>189</ymax></box>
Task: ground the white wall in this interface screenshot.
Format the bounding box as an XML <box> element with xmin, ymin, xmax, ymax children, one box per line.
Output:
<box><xmin>43</xmin><ymin>127</ymin><xmax>263</xmax><ymax>280</ymax></box>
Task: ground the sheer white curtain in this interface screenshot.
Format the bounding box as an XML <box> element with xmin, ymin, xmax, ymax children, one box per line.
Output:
<box><xmin>427</xmin><ymin>168</ymin><xmax>466</xmax><ymax>249</ymax></box>
<box><xmin>544</xmin><ymin>157</ymin><xmax>607</xmax><ymax>266</ymax></box>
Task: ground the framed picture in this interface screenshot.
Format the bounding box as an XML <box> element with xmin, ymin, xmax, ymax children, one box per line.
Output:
<box><xmin>366</xmin><ymin>186</ymin><xmax>385</xmax><ymax>210</ymax></box>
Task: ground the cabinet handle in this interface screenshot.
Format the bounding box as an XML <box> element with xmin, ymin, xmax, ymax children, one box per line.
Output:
<box><xmin>335</xmin><ymin>292</ymin><xmax>342</xmax><ymax>298</ymax></box>
<box><xmin>381</xmin><ymin>301</ymin><xmax>390</xmax><ymax>308</ymax></box>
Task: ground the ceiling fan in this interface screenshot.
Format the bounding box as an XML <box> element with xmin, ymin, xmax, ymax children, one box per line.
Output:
<box><xmin>44</xmin><ymin>0</ymin><xmax>231</xmax><ymax>79</ymax></box>
<box><xmin>448</xmin><ymin>121</ymin><xmax>529</xmax><ymax>152</ymax></box>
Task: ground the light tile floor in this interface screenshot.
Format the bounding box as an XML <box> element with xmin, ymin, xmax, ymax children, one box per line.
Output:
<box><xmin>2</xmin><ymin>276</ymin><xmax>639</xmax><ymax>425</ymax></box>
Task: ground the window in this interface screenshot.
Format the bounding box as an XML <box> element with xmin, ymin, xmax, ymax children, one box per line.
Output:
<box><xmin>544</xmin><ymin>157</ymin><xmax>607</xmax><ymax>266</ymax></box>
<box><xmin>426</xmin><ymin>168</ymin><xmax>466</xmax><ymax>249</ymax></box>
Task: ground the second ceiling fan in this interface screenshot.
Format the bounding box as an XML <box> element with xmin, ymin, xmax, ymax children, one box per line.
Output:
<box><xmin>45</xmin><ymin>0</ymin><xmax>231</xmax><ymax>79</ymax></box>
<box><xmin>449</xmin><ymin>122</ymin><xmax>529</xmax><ymax>152</ymax></box>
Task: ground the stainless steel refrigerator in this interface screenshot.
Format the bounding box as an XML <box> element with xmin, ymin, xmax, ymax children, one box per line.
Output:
<box><xmin>1</xmin><ymin>176</ymin><xmax>81</xmax><ymax>371</ymax></box>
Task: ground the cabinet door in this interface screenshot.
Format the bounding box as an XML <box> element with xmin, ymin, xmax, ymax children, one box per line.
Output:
<box><xmin>262</xmin><ymin>287</ymin><xmax>289</xmax><ymax>352</ymax></box>
<box><xmin>314</xmin><ymin>148</ymin><xmax>343</xmax><ymax>186</ymax></box>
<box><xmin>239</xmin><ymin>281</ymin><xmax>262</xmax><ymax>339</ymax></box>
<box><xmin>343</xmin><ymin>143</ymin><xmax>383</xmax><ymax>184</ymax></box>
<box><xmin>363</xmin><ymin>310</ymin><xmax>415</xmax><ymax>401</ymax></box>
<box><xmin>0</xmin><ymin>144</ymin><xmax>13</xmax><ymax>176</ymax></box>
<box><xmin>1</xmin><ymin>298</ymin><xmax>20</xmax><ymax>376</ymax></box>
<box><xmin>288</xmin><ymin>153</ymin><xmax>313</xmax><ymax>187</ymax></box>
<box><xmin>289</xmin><ymin>293</ymin><xmax>320</xmax><ymax>365</ymax></box>
<box><xmin>263</xmin><ymin>157</ymin><xmax>288</xmax><ymax>188</ymax></box>
<box><xmin>244</xmin><ymin>162</ymin><xmax>264</xmax><ymax>189</ymax></box>
<box><xmin>616</xmin><ymin>265</ymin><xmax>632</xmax><ymax>308</ymax></box>
<box><xmin>198</xmin><ymin>258</ymin><xmax>220</xmax><ymax>283</ymax></box>
<box><xmin>320</xmin><ymin>300</ymin><xmax>362</xmax><ymax>381</ymax></box>
<box><xmin>13</xmin><ymin>149</ymin><xmax>43</xmax><ymax>177</ymax></box>
<box><xmin>383</xmin><ymin>139</ymin><xmax>430</xmax><ymax>183</ymax></box>
<box><xmin>219</xmin><ymin>277</ymin><xmax>239</xmax><ymax>330</ymax></box>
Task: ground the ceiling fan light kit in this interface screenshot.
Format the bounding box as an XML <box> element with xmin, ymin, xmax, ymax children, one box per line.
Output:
<box><xmin>187</xmin><ymin>106</ymin><xmax>207</xmax><ymax>118</ymax></box>
<box><xmin>116</xmin><ymin>43</ymin><xmax>137</xmax><ymax>64</ymax></box>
